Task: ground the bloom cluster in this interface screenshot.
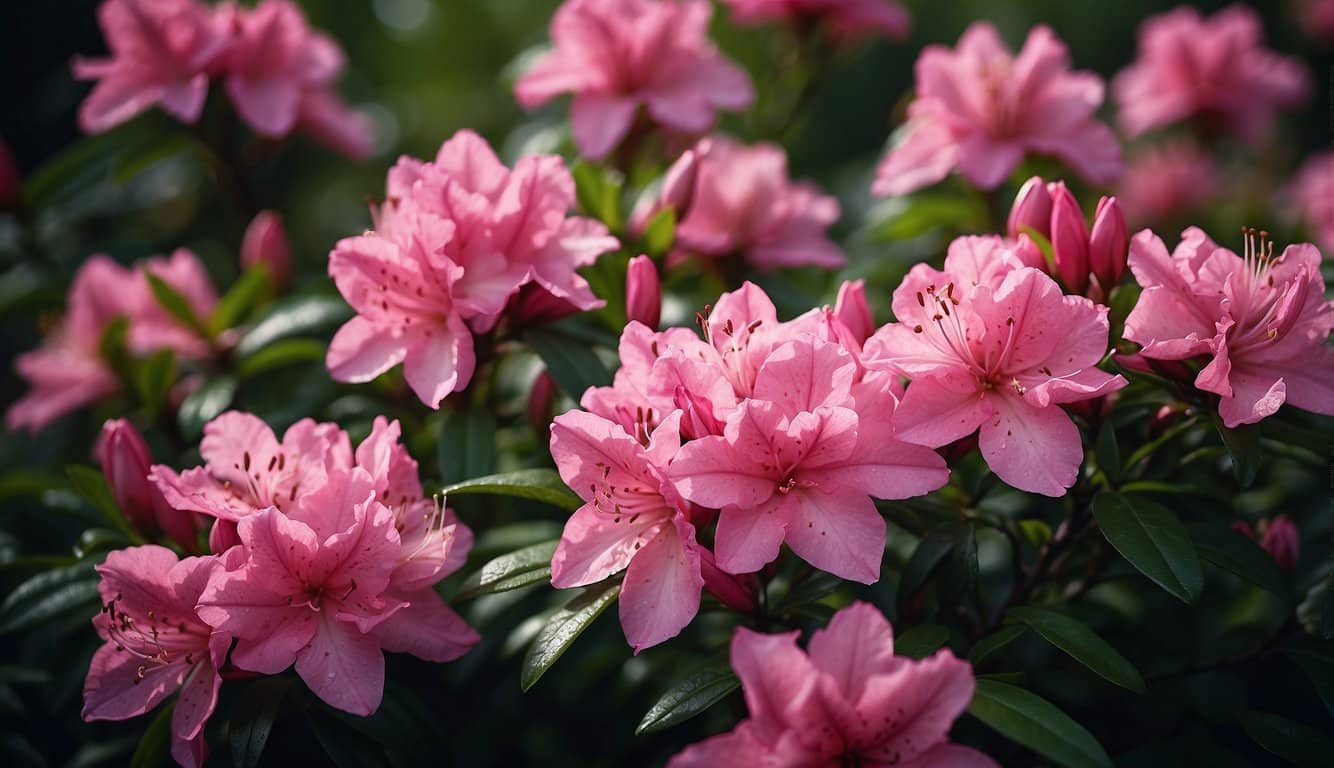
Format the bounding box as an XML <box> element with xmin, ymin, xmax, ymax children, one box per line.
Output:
<box><xmin>73</xmin><ymin>0</ymin><xmax>371</xmax><ymax>157</ymax></box>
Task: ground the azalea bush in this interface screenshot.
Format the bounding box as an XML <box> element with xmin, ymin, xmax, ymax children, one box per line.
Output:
<box><xmin>2</xmin><ymin>0</ymin><xmax>1334</xmax><ymax>766</ymax></box>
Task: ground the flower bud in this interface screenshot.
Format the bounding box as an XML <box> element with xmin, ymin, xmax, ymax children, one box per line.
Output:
<box><xmin>1007</xmin><ymin>176</ymin><xmax>1053</xmax><ymax>241</ymax></box>
<box><xmin>833</xmin><ymin>279</ymin><xmax>874</xmax><ymax>344</ymax></box>
<box><xmin>698</xmin><ymin>548</ymin><xmax>758</xmax><ymax>614</ymax></box>
<box><xmin>527</xmin><ymin>370</ymin><xmax>556</xmax><ymax>434</ymax></box>
<box><xmin>240</xmin><ymin>210</ymin><xmax>292</xmax><ymax>288</ymax></box>
<box><xmin>625</xmin><ymin>255</ymin><xmax>661</xmax><ymax>329</ymax></box>
<box><xmin>1049</xmin><ymin>182</ymin><xmax>1090</xmax><ymax>295</ymax></box>
<box><xmin>1260</xmin><ymin>515</ymin><xmax>1299</xmax><ymax>571</ymax></box>
<box><xmin>1088</xmin><ymin>196</ymin><xmax>1128</xmax><ymax>291</ymax></box>
<box><xmin>660</xmin><ymin>146</ymin><xmax>700</xmax><ymax>216</ymax></box>
<box><xmin>95</xmin><ymin>419</ymin><xmax>155</xmax><ymax>532</ymax></box>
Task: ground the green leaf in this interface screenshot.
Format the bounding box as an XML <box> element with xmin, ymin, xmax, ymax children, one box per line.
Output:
<box><xmin>1094</xmin><ymin>423</ymin><xmax>1121</xmax><ymax>485</ymax></box>
<box><xmin>1215</xmin><ymin>419</ymin><xmax>1261</xmax><ymax>488</ymax></box>
<box><xmin>455</xmin><ymin>540</ymin><xmax>558</xmax><ymax>601</ymax></box>
<box><xmin>780</xmin><ymin>570</ymin><xmax>843</xmax><ymax>609</ymax></box>
<box><xmin>970</xmin><ymin>625</ymin><xmax>1028</xmax><ymax>665</ymax></box>
<box><xmin>436</xmin><ymin>409</ymin><xmax>496</xmax><ymax>486</ymax></box>
<box><xmin>636</xmin><ymin>663</ymin><xmax>739</xmax><ymax>735</ymax></box>
<box><xmin>145</xmin><ymin>272</ymin><xmax>210</xmax><ymax>340</ymax></box>
<box><xmin>1240</xmin><ymin>711</ymin><xmax>1334</xmax><ymax>768</ymax></box>
<box><xmin>643</xmin><ymin>209</ymin><xmax>676</xmax><ymax>257</ymax></box>
<box><xmin>873</xmin><ymin>192</ymin><xmax>989</xmax><ymax>240</ymax></box>
<box><xmin>1285</xmin><ymin>648</ymin><xmax>1334</xmax><ymax>717</ymax></box>
<box><xmin>99</xmin><ymin>315</ymin><xmax>130</xmax><ymax>363</ymax></box>
<box><xmin>1188</xmin><ymin>523</ymin><xmax>1290</xmax><ymax>600</ymax></box>
<box><xmin>235</xmin><ymin>294</ymin><xmax>352</xmax><ymax>358</ymax></box>
<box><xmin>66</xmin><ymin>465</ymin><xmax>139</xmax><ymax>541</ymax></box>
<box><xmin>968</xmin><ymin>679</ymin><xmax>1113</xmax><ymax>768</ymax></box>
<box><xmin>306</xmin><ymin>709</ymin><xmax>389</xmax><ymax>768</ymax></box>
<box><xmin>895</xmin><ymin>624</ymin><xmax>950</xmax><ymax>660</ymax></box>
<box><xmin>1007</xmin><ymin>607</ymin><xmax>1145</xmax><ymax>693</ymax></box>
<box><xmin>1092</xmin><ymin>493</ymin><xmax>1203</xmax><ymax>603</ymax></box>
<box><xmin>524</xmin><ymin>329</ymin><xmax>612</xmax><ymax>401</ymax></box>
<box><xmin>521</xmin><ymin>581</ymin><xmax>620</xmax><ymax>691</ymax></box>
<box><xmin>177</xmin><ymin>377</ymin><xmax>237</xmax><ymax>440</ymax></box>
<box><xmin>1298</xmin><ymin>570</ymin><xmax>1334</xmax><ymax>639</ymax></box>
<box><xmin>210</xmin><ymin>264</ymin><xmax>271</xmax><ymax>336</ymax></box>
<box><xmin>571</xmin><ymin>161</ymin><xmax>623</xmax><ymax>232</ymax></box>
<box><xmin>938</xmin><ymin>524</ymin><xmax>978</xmax><ymax>606</ymax></box>
<box><xmin>129</xmin><ymin>700</ymin><xmax>175</xmax><ymax>768</ymax></box>
<box><xmin>236</xmin><ymin>338</ymin><xmax>327</xmax><ymax>380</ymax></box>
<box><xmin>898</xmin><ymin>523</ymin><xmax>965</xmax><ymax>609</ymax></box>
<box><xmin>0</xmin><ymin>560</ymin><xmax>101</xmax><ymax>634</ymax></box>
<box><xmin>134</xmin><ymin>349</ymin><xmax>176</xmax><ymax>422</ymax></box>
<box><xmin>439</xmin><ymin>469</ymin><xmax>581</xmax><ymax>512</ymax></box>
<box><xmin>229</xmin><ymin>677</ymin><xmax>292</xmax><ymax>768</ymax></box>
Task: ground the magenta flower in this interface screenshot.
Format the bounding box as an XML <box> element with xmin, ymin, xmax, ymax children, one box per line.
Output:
<box><xmin>550</xmin><ymin>410</ymin><xmax>703</xmax><ymax>651</ymax></box>
<box><xmin>1113</xmin><ymin>5</ymin><xmax>1309</xmax><ymax>143</ymax></box>
<box><xmin>327</xmin><ymin>130</ymin><xmax>617</xmax><ymax>407</ymax></box>
<box><xmin>874</xmin><ymin>23</ymin><xmax>1120</xmax><ymax>197</ymax></box>
<box><xmin>1287</xmin><ymin>152</ymin><xmax>1334</xmax><ymax>254</ymax></box>
<box><xmin>216</xmin><ymin>0</ymin><xmax>372</xmax><ymax>158</ymax></box>
<box><xmin>722</xmin><ymin>0</ymin><xmax>910</xmax><ymax>43</ymax></box>
<box><xmin>668</xmin><ymin>602</ymin><xmax>996</xmax><ymax>768</ymax></box>
<box><xmin>863</xmin><ymin>236</ymin><xmax>1126</xmax><ymax>496</ymax></box>
<box><xmin>1117</xmin><ymin>140</ymin><xmax>1221</xmax><ymax>226</ymax></box>
<box><xmin>669</xmin><ymin>335</ymin><xmax>948</xmax><ymax>582</ymax></box>
<box><xmin>72</xmin><ymin>0</ymin><xmax>227</xmax><ymax>134</ymax></box>
<box><xmin>1124</xmin><ymin>227</ymin><xmax>1334</xmax><ymax>427</ymax></box>
<box><xmin>514</xmin><ymin>0</ymin><xmax>754</xmax><ymax>160</ymax></box>
<box><xmin>83</xmin><ymin>546</ymin><xmax>229</xmax><ymax>768</ymax></box>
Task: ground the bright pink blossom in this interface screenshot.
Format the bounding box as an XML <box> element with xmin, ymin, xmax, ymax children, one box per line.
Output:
<box><xmin>668</xmin><ymin>602</ymin><xmax>996</xmax><ymax>768</ymax></box>
<box><xmin>83</xmin><ymin>546</ymin><xmax>229</xmax><ymax>768</ymax></box>
<box><xmin>874</xmin><ymin>23</ymin><xmax>1120</xmax><ymax>197</ymax></box>
<box><xmin>514</xmin><ymin>0</ymin><xmax>754</xmax><ymax>160</ymax></box>
<box><xmin>1123</xmin><ymin>228</ymin><xmax>1334</xmax><ymax>427</ymax></box>
<box><xmin>1287</xmin><ymin>152</ymin><xmax>1334</xmax><ymax>254</ymax></box>
<box><xmin>97</xmin><ymin>419</ymin><xmax>202</xmax><ymax>550</ymax></box>
<box><xmin>1117</xmin><ymin>140</ymin><xmax>1220</xmax><ymax>226</ymax></box>
<box><xmin>723</xmin><ymin>0</ymin><xmax>910</xmax><ymax>43</ymax></box>
<box><xmin>550</xmin><ymin>410</ymin><xmax>703</xmax><ymax>651</ymax></box>
<box><xmin>1113</xmin><ymin>5</ymin><xmax>1309</xmax><ymax>143</ymax></box>
<box><xmin>72</xmin><ymin>0</ymin><xmax>227</xmax><ymax>133</ymax></box>
<box><xmin>1260</xmin><ymin>515</ymin><xmax>1300</xmax><ymax>571</ymax></box>
<box><xmin>863</xmin><ymin>236</ymin><xmax>1126</xmax><ymax>496</ymax></box>
<box><xmin>240</xmin><ymin>210</ymin><xmax>292</xmax><ymax>289</ymax></box>
<box><xmin>327</xmin><ymin>130</ymin><xmax>618</xmax><ymax>407</ymax></box>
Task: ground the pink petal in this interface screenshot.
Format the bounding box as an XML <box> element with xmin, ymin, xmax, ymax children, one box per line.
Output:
<box><xmin>373</xmin><ymin>589</ymin><xmax>478</xmax><ymax>662</ymax></box>
<box><xmin>956</xmin><ymin>134</ymin><xmax>1024</xmax><ymax>191</ymax></box>
<box><xmin>783</xmin><ymin>486</ymin><xmax>885</xmax><ymax>584</ymax></box>
<box><xmin>570</xmin><ymin>94</ymin><xmax>638</xmax><ymax>161</ymax></box>
<box><xmin>551</xmin><ymin>503</ymin><xmax>665</xmax><ymax>588</ymax></box>
<box><xmin>225</xmin><ymin>75</ymin><xmax>302</xmax><ymax>137</ymax></box>
<box><xmin>295</xmin><ymin>613</ymin><xmax>385</xmax><ymax>716</ymax></box>
<box><xmin>891</xmin><ymin>374</ymin><xmax>990</xmax><ymax>448</ymax></box>
<box><xmin>619</xmin><ymin>518</ymin><xmax>703</xmax><ymax>652</ymax></box>
<box><xmin>326</xmin><ymin>316</ymin><xmax>410</xmax><ymax>384</ymax></box>
<box><xmin>752</xmin><ymin>337</ymin><xmax>856</xmax><ymax>415</ymax></box>
<box><xmin>82</xmin><ymin>642</ymin><xmax>185</xmax><ymax>721</ymax></box>
<box><xmin>1217</xmin><ymin>367</ymin><xmax>1287</xmax><ymax>428</ymax></box>
<box><xmin>666</xmin><ymin>722</ymin><xmax>771</xmax><ymax>768</ymax></box>
<box><xmin>978</xmin><ymin>394</ymin><xmax>1081</xmax><ymax>497</ymax></box>
<box><xmin>807</xmin><ymin>602</ymin><xmax>897</xmax><ymax>699</ymax></box>
<box><xmin>900</xmin><ymin>744</ymin><xmax>1001</xmax><ymax>768</ymax></box>
<box><xmin>859</xmin><ymin>650</ymin><xmax>980</xmax><ymax>764</ymax></box>
<box><xmin>714</xmin><ymin>495</ymin><xmax>792</xmax><ymax>575</ymax></box>
<box><xmin>729</xmin><ymin>627</ymin><xmax>829</xmax><ymax>744</ymax></box>
<box><xmin>77</xmin><ymin>75</ymin><xmax>163</xmax><ymax>133</ymax></box>
<box><xmin>873</xmin><ymin>115</ymin><xmax>958</xmax><ymax>197</ymax></box>
<box><xmin>402</xmin><ymin>316</ymin><xmax>476</xmax><ymax>408</ymax></box>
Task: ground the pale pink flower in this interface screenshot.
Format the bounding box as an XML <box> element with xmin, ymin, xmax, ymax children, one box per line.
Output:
<box><xmin>863</xmin><ymin>236</ymin><xmax>1126</xmax><ymax>496</ymax></box>
<box><xmin>216</xmin><ymin>0</ymin><xmax>372</xmax><ymax>158</ymax></box>
<box><xmin>83</xmin><ymin>546</ymin><xmax>229</xmax><ymax>768</ymax></box>
<box><xmin>97</xmin><ymin>419</ymin><xmax>202</xmax><ymax>550</ymax></box>
<box><xmin>514</xmin><ymin>0</ymin><xmax>754</xmax><ymax>160</ymax></box>
<box><xmin>874</xmin><ymin>23</ymin><xmax>1120</xmax><ymax>197</ymax></box>
<box><xmin>1260</xmin><ymin>515</ymin><xmax>1299</xmax><ymax>571</ymax></box>
<box><xmin>668</xmin><ymin>335</ymin><xmax>948</xmax><ymax>582</ymax></box>
<box><xmin>240</xmin><ymin>210</ymin><xmax>292</xmax><ymax>288</ymax></box>
<box><xmin>72</xmin><ymin>0</ymin><xmax>227</xmax><ymax>134</ymax></box>
<box><xmin>1113</xmin><ymin>5</ymin><xmax>1309</xmax><ymax>143</ymax></box>
<box><xmin>327</xmin><ymin>130</ymin><xmax>617</xmax><ymax>407</ymax></box>
<box><xmin>1123</xmin><ymin>227</ymin><xmax>1334</xmax><ymax>427</ymax></box>
<box><xmin>723</xmin><ymin>0</ymin><xmax>910</xmax><ymax>43</ymax></box>
<box><xmin>1117</xmin><ymin>140</ymin><xmax>1221</xmax><ymax>226</ymax></box>
<box><xmin>550</xmin><ymin>410</ymin><xmax>704</xmax><ymax>651</ymax></box>
<box><xmin>668</xmin><ymin>602</ymin><xmax>996</xmax><ymax>768</ymax></box>
<box><xmin>1287</xmin><ymin>152</ymin><xmax>1334</xmax><ymax>254</ymax></box>
<box><xmin>649</xmin><ymin>137</ymin><xmax>845</xmax><ymax>271</ymax></box>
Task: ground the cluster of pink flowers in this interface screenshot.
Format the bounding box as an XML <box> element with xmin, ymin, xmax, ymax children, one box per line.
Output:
<box><xmin>325</xmin><ymin>129</ymin><xmax>619</xmax><ymax>407</ymax></box>
<box><xmin>73</xmin><ymin>0</ymin><xmax>371</xmax><ymax>158</ymax></box>
<box><xmin>514</xmin><ymin>0</ymin><xmax>754</xmax><ymax>161</ymax></box>
<box><xmin>669</xmin><ymin>602</ymin><xmax>996</xmax><ymax>767</ymax></box>
<box><xmin>722</xmin><ymin>0</ymin><xmax>911</xmax><ymax>43</ymax></box>
<box><xmin>1117</xmin><ymin>140</ymin><xmax>1221</xmax><ymax>226</ymax></box>
<box><xmin>7</xmin><ymin>250</ymin><xmax>217</xmax><ymax>433</ymax></box>
<box><xmin>83</xmin><ymin>411</ymin><xmax>477</xmax><ymax>765</ymax></box>
<box><xmin>1287</xmin><ymin>152</ymin><xmax>1334</xmax><ymax>254</ymax></box>
<box><xmin>1007</xmin><ymin>176</ymin><xmax>1129</xmax><ymax>301</ymax></box>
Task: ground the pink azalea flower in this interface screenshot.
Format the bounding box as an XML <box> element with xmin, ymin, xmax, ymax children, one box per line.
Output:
<box><xmin>863</xmin><ymin>236</ymin><xmax>1126</xmax><ymax>496</ymax></box>
<box><xmin>196</xmin><ymin>467</ymin><xmax>403</xmax><ymax>716</ymax></box>
<box><xmin>1123</xmin><ymin>227</ymin><xmax>1334</xmax><ymax>427</ymax></box>
<box><xmin>514</xmin><ymin>0</ymin><xmax>754</xmax><ymax>160</ymax></box>
<box><xmin>1117</xmin><ymin>140</ymin><xmax>1221</xmax><ymax>227</ymax></box>
<box><xmin>327</xmin><ymin>129</ymin><xmax>618</xmax><ymax>407</ymax></box>
<box><xmin>216</xmin><ymin>0</ymin><xmax>372</xmax><ymax>158</ymax></box>
<box><xmin>645</xmin><ymin>137</ymin><xmax>845</xmax><ymax>271</ymax></box>
<box><xmin>83</xmin><ymin>546</ymin><xmax>229</xmax><ymax>768</ymax></box>
<box><xmin>668</xmin><ymin>335</ymin><xmax>948</xmax><ymax>582</ymax></box>
<box><xmin>1287</xmin><ymin>152</ymin><xmax>1334</xmax><ymax>254</ymax></box>
<box><xmin>1113</xmin><ymin>5</ymin><xmax>1309</xmax><ymax>143</ymax></box>
<box><xmin>72</xmin><ymin>0</ymin><xmax>228</xmax><ymax>134</ymax></box>
<box><xmin>668</xmin><ymin>602</ymin><xmax>996</xmax><ymax>768</ymax></box>
<box><xmin>550</xmin><ymin>410</ymin><xmax>704</xmax><ymax>651</ymax></box>
<box><xmin>874</xmin><ymin>23</ymin><xmax>1120</xmax><ymax>197</ymax></box>
<box><xmin>723</xmin><ymin>0</ymin><xmax>911</xmax><ymax>43</ymax></box>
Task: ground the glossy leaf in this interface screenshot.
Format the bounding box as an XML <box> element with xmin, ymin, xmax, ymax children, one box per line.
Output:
<box><xmin>177</xmin><ymin>377</ymin><xmax>238</xmax><ymax>440</ymax></box>
<box><xmin>1092</xmin><ymin>493</ymin><xmax>1202</xmax><ymax>603</ymax></box>
<box><xmin>571</xmin><ymin>161</ymin><xmax>623</xmax><ymax>232</ymax></box>
<box><xmin>968</xmin><ymin>679</ymin><xmax>1112</xmax><ymax>768</ymax></box>
<box><xmin>128</xmin><ymin>700</ymin><xmax>174</xmax><ymax>768</ymax></box>
<box><xmin>643</xmin><ymin>209</ymin><xmax>676</xmax><ymax>257</ymax></box>
<box><xmin>235</xmin><ymin>294</ymin><xmax>351</xmax><ymax>358</ymax></box>
<box><xmin>1215</xmin><ymin>419</ymin><xmax>1261</xmax><ymax>488</ymax></box>
<box><xmin>1007</xmin><ymin>607</ymin><xmax>1145</xmax><ymax>692</ymax></box>
<box><xmin>898</xmin><ymin>523</ymin><xmax>965</xmax><ymax>609</ymax></box>
<box><xmin>521</xmin><ymin>581</ymin><xmax>620</xmax><ymax>691</ymax></box>
<box><xmin>1284</xmin><ymin>647</ymin><xmax>1334</xmax><ymax>717</ymax></box>
<box><xmin>0</xmin><ymin>560</ymin><xmax>101</xmax><ymax>634</ymax></box>
<box><xmin>437</xmin><ymin>409</ymin><xmax>496</xmax><ymax>486</ymax></box>
<box><xmin>236</xmin><ymin>338</ymin><xmax>327</xmax><ymax>380</ymax></box>
<box><xmin>229</xmin><ymin>677</ymin><xmax>292</xmax><ymax>768</ymax></box>
<box><xmin>636</xmin><ymin>663</ymin><xmax>739</xmax><ymax>734</ymax></box>
<box><xmin>969</xmin><ymin>625</ymin><xmax>1028</xmax><ymax>665</ymax></box>
<box><xmin>66</xmin><ymin>464</ymin><xmax>138</xmax><ymax>540</ymax></box>
<box><xmin>895</xmin><ymin>624</ymin><xmax>950</xmax><ymax>660</ymax></box>
<box><xmin>439</xmin><ymin>469</ymin><xmax>581</xmax><ymax>512</ymax></box>
<box><xmin>455</xmin><ymin>540</ymin><xmax>558</xmax><ymax>601</ymax></box>
<box><xmin>1188</xmin><ymin>523</ymin><xmax>1290</xmax><ymax>600</ymax></box>
<box><xmin>145</xmin><ymin>272</ymin><xmax>209</xmax><ymax>340</ymax></box>
<box><xmin>210</xmin><ymin>265</ymin><xmax>271</xmax><ymax>336</ymax></box>
<box><xmin>524</xmin><ymin>329</ymin><xmax>612</xmax><ymax>401</ymax></box>
<box><xmin>134</xmin><ymin>349</ymin><xmax>175</xmax><ymax>422</ymax></box>
<box><xmin>1240</xmin><ymin>711</ymin><xmax>1334</xmax><ymax>768</ymax></box>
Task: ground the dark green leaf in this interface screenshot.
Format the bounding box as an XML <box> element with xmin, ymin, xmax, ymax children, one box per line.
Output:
<box><xmin>145</xmin><ymin>272</ymin><xmax>210</xmax><ymax>340</ymax></box>
<box><xmin>524</xmin><ymin>329</ymin><xmax>612</xmax><ymax>401</ymax></box>
<box><xmin>521</xmin><ymin>581</ymin><xmax>620</xmax><ymax>691</ymax></box>
<box><xmin>1298</xmin><ymin>570</ymin><xmax>1334</xmax><ymax>639</ymax></box>
<box><xmin>643</xmin><ymin>209</ymin><xmax>676</xmax><ymax>257</ymax></box>
<box><xmin>229</xmin><ymin>677</ymin><xmax>292</xmax><ymax>768</ymax></box>
<box><xmin>128</xmin><ymin>700</ymin><xmax>174</xmax><ymax>768</ymax></box>
<box><xmin>898</xmin><ymin>523</ymin><xmax>965</xmax><ymax>609</ymax></box>
<box><xmin>1215</xmin><ymin>419</ymin><xmax>1261</xmax><ymax>488</ymax></box>
<box><xmin>306</xmin><ymin>709</ymin><xmax>388</xmax><ymax>768</ymax></box>
<box><xmin>780</xmin><ymin>570</ymin><xmax>843</xmax><ymax>609</ymax></box>
<box><xmin>874</xmin><ymin>193</ymin><xmax>989</xmax><ymax>240</ymax></box>
<box><xmin>177</xmin><ymin>377</ymin><xmax>238</xmax><ymax>440</ymax></box>
<box><xmin>437</xmin><ymin>409</ymin><xmax>496</xmax><ymax>486</ymax></box>
<box><xmin>1188</xmin><ymin>523</ymin><xmax>1290</xmax><ymax>600</ymax></box>
<box><xmin>938</xmin><ymin>523</ymin><xmax>978</xmax><ymax>605</ymax></box>
<box><xmin>636</xmin><ymin>663</ymin><xmax>739</xmax><ymax>734</ymax></box>
<box><xmin>211</xmin><ymin>264</ymin><xmax>271</xmax><ymax>336</ymax></box>
<box><xmin>439</xmin><ymin>468</ymin><xmax>581</xmax><ymax>512</ymax></box>
<box><xmin>99</xmin><ymin>315</ymin><xmax>130</xmax><ymax>363</ymax></box>
<box><xmin>1007</xmin><ymin>607</ymin><xmax>1144</xmax><ymax>692</ymax></box>
<box><xmin>1285</xmin><ymin>647</ymin><xmax>1334</xmax><ymax>716</ymax></box>
<box><xmin>1240</xmin><ymin>711</ymin><xmax>1334</xmax><ymax>768</ymax></box>
<box><xmin>1092</xmin><ymin>493</ymin><xmax>1203</xmax><ymax>603</ymax></box>
<box><xmin>134</xmin><ymin>349</ymin><xmax>176</xmax><ymax>422</ymax></box>
<box><xmin>0</xmin><ymin>560</ymin><xmax>100</xmax><ymax>634</ymax></box>
<box><xmin>1095</xmin><ymin>423</ymin><xmax>1121</xmax><ymax>485</ymax></box>
<box><xmin>970</xmin><ymin>625</ymin><xmax>1028</xmax><ymax>665</ymax></box>
<box><xmin>236</xmin><ymin>338</ymin><xmax>327</xmax><ymax>379</ymax></box>
<box><xmin>455</xmin><ymin>540</ymin><xmax>558</xmax><ymax>600</ymax></box>
<box><xmin>895</xmin><ymin>624</ymin><xmax>950</xmax><ymax>660</ymax></box>
<box><xmin>66</xmin><ymin>465</ymin><xmax>139</xmax><ymax>541</ymax></box>
<box><xmin>968</xmin><ymin>679</ymin><xmax>1112</xmax><ymax>768</ymax></box>
<box><xmin>235</xmin><ymin>294</ymin><xmax>352</xmax><ymax>358</ymax></box>
<box><xmin>112</xmin><ymin>132</ymin><xmax>197</xmax><ymax>186</ymax></box>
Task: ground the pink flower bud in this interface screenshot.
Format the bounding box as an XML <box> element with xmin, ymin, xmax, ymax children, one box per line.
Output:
<box><xmin>625</xmin><ymin>255</ymin><xmax>661</xmax><ymax>329</ymax></box>
<box><xmin>660</xmin><ymin>146</ymin><xmax>700</xmax><ymax>216</ymax></box>
<box><xmin>0</xmin><ymin>137</ymin><xmax>19</xmax><ymax>208</ymax></box>
<box><xmin>698</xmin><ymin>548</ymin><xmax>758</xmax><ymax>614</ymax></box>
<box><xmin>1007</xmin><ymin>176</ymin><xmax>1053</xmax><ymax>241</ymax></box>
<box><xmin>1048</xmin><ymin>181</ymin><xmax>1090</xmax><ymax>294</ymax></box>
<box><xmin>1088</xmin><ymin>196</ymin><xmax>1128</xmax><ymax>291</ymax></box>
<box><xmin>240</xmin><ymin>210</ymin><xmax>292</xmax><ymax>288</ymax></box>
<box><xmin>95</xmin><ymin>419</ymin><xmax>155</xmax><ymax>532</ymax></box>
<box><xmin>833</xmin><ymin>279</ymin><xmax>875</xmax><ymax>344</ymax></box>
<box><xmin>527</xmin><ymin>370</ymin><xmax>556</xmax><ymax>434</ymax></box>
<box><xmin>1260</xmin><ymin>515</ymin><xmax>1299</xmax><ymax>571</ymax></box>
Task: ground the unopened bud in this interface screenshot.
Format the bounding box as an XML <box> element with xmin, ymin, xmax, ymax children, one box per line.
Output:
<box><xmin>1260</xmin><ymin>515</ymin><xmax>1299</xmax><ymax>571</ymax></box>
<box><xmin>1007</xmin><ymin>176</ymin><xmax>1053</xmax><ymax>241</ymax></box>
<box><xmin>1049</xmin><ymin>182</ymin><xmax>1090</xmax><ymax>295</ymax></box>
<box><xmin>833</xmin><ymin>279</ymin><xmax>875</xmax><ymax>344</ymax></box>
<box><xmin>1088</xmin><ymin>196</ymin><xmax>1128</xmax><ymax>291</ymax></box>
<box><xmin>240</xmin><ymin>210</ymin><xmax>292</xmax><ymax>288</ymax></box>
<box><xmin>625</xmin><ymin>255</ymin><xmax>661</xmax><ymax>329</ymax></box>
